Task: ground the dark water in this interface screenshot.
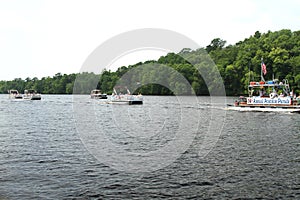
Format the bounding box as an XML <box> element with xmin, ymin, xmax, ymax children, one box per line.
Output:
<box><xmin>0</xmin><ymin>95</ymin><xmax>299</xmax><ymax>199</ymax></box>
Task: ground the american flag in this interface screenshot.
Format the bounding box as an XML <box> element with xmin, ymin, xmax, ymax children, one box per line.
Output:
<box><xmin>261</xmin><ymin>62</ymin><xmax>267</xmax><ymax>75</ymax></box>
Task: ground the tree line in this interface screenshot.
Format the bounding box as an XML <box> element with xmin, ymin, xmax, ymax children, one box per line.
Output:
<box><xmin>1</xmin><ymin>29</ymin><xmax>299</xmax><ymax>96</ymax></box>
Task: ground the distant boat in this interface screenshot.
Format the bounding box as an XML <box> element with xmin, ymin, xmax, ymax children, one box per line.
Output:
<box><xmin>8</xmin><ymin>90</ymin><xmax>23</xmax><ymax>99</ymax></box>
<box><xmin>23</xmin><ymin>89</ymin><xmax>42</xmax><ymax>100</ymax></box>
<box><xmin>228</xmin><ymin>60</ymin><xmax>300</xmax><ymax>113</ymax></box>
<box><xmin>108</xmin><ymin>86</ymin><xmax>143</xmax><ymax>105</ymax></box>
<box><xmin>90</xmin><ymin>89</ymin><xmax>107</xmax><ymax>99</ymax></box>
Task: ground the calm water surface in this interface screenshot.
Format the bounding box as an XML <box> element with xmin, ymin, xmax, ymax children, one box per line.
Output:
<box><xmin>0</xmin><ymin>94</ymin><xmax>299</xmax><ymax>199</ymax></box>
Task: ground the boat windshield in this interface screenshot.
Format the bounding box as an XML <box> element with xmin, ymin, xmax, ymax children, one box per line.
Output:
<box><xmin>92</xmin><ymin>90</ymin><xmax>101</xmax><ymax>94</ymax></box>
<box><xmin>10</xmin><ymin>90</ymin><xmax>18</xmax><ymax>94</ymax></box>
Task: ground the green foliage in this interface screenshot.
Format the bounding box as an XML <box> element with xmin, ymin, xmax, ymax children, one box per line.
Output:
<box><xmin>208</xmin><ymin>29</ymin><xmax>300</xmax><ymax>95</ymax></box>
<box><xmin>0</xmin><ymin>29</ymin><xmax>299</xmax><ymax>96</ymax></box>
<box><xmin>0</xmin><ymin>73</ymin><xmax>78</xmax><ymax>94</ymax></box>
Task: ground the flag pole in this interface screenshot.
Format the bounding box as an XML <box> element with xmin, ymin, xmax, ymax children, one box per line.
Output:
<box><xmin>261</xmin><ymin>57</ymin><xmax>265</xmax><ymax>82</ymax></box>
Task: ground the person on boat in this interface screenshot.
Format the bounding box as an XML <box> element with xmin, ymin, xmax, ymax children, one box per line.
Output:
<box><xmin>234</xmin><ymin>100</ymin><xmax>239</xmax><ymax>106</ymax></box>
<box><xmin>259</xmin><ymin>90</ymin><xmax>263</xmax><ymax>97</ymax></box>
<box><xmin>250</xmin><ymin>89</ymin><xmax>254</xmax><ymax>96</ymax></box>
<box><xmin>259</xmin><ymin>89</ymin><xmax>267</xmax><ymax>97</ymax></box>
<box><xmin>263</xmin><ymin>89</ymin><xmax>267</xmax><ymax>97</ymax></box>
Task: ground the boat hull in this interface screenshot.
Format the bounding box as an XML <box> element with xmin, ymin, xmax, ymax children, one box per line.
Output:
<box><xmin>31</xmin><ymin>96</ymin><xmax>42</xmax><ymax>100</ymax></box>
<box><xmin>92</xmin><ymin>96</ymin><xmax>108</xmax><ymax>99</ymax></box>
<box><xmin>12</xmin><ymin>96</ymin><xmax>23</xmax><ymax>99</ymax></box>
<box><xmin>227</xmin><ymin>105</ymin><xmax>300</xmax><ymax>113</ymax></box>
<box><xmin>23</xmin><ymin>95</ymin><xmax>42</xmax><ymax>100</ymax></box>
<box><xmin>108</xmin><ymin>100</ymin><xmax>143</xmax><ymax>105</ymax></box>
<box><xmin>91</xmin><ymin>94</ymin><xmax>107</xmax><ymax>99</ymax></box>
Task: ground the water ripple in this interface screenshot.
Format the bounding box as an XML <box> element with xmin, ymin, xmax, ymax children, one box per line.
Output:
<box><xmin>0</xmin><ymin>95</ymin><xmax>299</xmax><ymax>199</ymax></box>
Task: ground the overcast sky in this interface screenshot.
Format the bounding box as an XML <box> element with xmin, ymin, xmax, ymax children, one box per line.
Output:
<box><xmin>0</xmin><ymin>0</ymin><xmax>299</xmax><ymax>81</ymax></box>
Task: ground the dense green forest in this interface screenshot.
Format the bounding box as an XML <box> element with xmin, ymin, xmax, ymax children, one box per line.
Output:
<box><xmin>1</xmin><ymin>29</ymin><xmax>300</xmax><ymax>95</ymax></box>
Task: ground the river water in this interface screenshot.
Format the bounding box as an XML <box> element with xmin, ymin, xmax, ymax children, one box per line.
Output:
<box><xmin>0</xmin><ymin>95</ymin><xmax>299</xmax><ymax>199</ymax></box>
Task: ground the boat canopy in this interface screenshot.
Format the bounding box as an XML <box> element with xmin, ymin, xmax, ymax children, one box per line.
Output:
<box><xmin>248</xmin><ymin>79</ymin><xmax>291</xmax><ymax>97</ymax></box>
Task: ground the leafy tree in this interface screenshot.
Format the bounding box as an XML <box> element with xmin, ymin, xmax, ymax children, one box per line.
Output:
<box><xmin>1</xmin><ymin>29</ymin><xmax>299</xmax><ymax>95</ymax></box>
<box><xmin>206</xmin><ymin>38</ymin><xmax>226</xmax><ymax>53</ymax></box>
